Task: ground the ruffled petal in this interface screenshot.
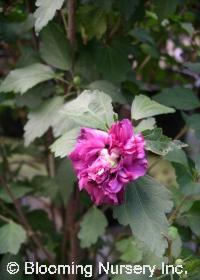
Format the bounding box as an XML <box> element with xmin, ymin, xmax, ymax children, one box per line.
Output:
<box><xmin>69</xmin><ymin>119</ymin><xmax>148</xmax><ymax>205</ymax></box>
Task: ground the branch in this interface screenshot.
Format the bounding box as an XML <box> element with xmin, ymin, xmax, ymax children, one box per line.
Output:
<box><xmin>174</xmin><ymin>125</ymin><xmax>188</xmax><ymax>140</ymax></box>
<box><xmin>66</xmin><ymin>188</ymin><xmax>80</xmax><ymax>280</ymax></box>
<box><xmin>0</xmin><ymin>177</ymin><xmax>54</xmax><ymax>264</ymax></box>
<box><xmin>0</xmin><ymin>199</ymin><xmax>18</xmax><ymax>220</ymax></box>
<box><xmin>67</xmin><ymin>0</ymin><xmax>76</xmax><ymax>47</ymax></box>
<box><xmin>60</xmin><ymin>9</ymin><xmax>68</xmax><ymax>36</ymax></box>
<box><xmin>0</xmin><ymin>144</ymin><xmax>11</xmax><ymax>181</ymax></box>
<box><xmin>108</xmin><ymin>17</ymin><xmax>121</xmax><ymax>40</ymax></box>
<box><xmin>0</xmin><ymin>214</ymin><xmax>11</xmax><ymax>223</ymax></box>
<box><xmin>45</xmin><ymin>128</ymin><xmax>55</xmax><ymax>178</ymax></box>
<box><xmin>168</xmin><ymin>195</ymin><xmax>188</xmax><ymax>224</ymax></box>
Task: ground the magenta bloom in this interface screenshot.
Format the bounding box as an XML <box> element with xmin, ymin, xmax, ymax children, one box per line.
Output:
<box><xmin>69</xmin><ymin>119</ymin><xmax>148</xmax><ymax>205</ymax></box>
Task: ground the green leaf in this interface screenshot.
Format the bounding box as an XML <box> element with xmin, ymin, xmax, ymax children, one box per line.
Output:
<box><xmin>154</xmin><ymin>0</ymin><xmax>179</xmax><ymax>19</ymax></box>
<box><xmin>173</xmin><ymin>163</ymin><xmax>200</xmax><ymax>196</ymax></box>
<box><xmin>141</xmin><ymin>43</ymin><xmax>159</xmax><ymax>59</ymax></box>
<box><xmin>88</xmin><ymin>80</ymin><xmax>126</xmax><ymax>103</ymax></box>
<box><xmin>0</xmin><ymin>63</ymin><xmax>55</xmax><ymax>95</ymax></box>
<box><xmin>113</xmin><ymin>175</ymin><xmax>173</xmax><ymax>257</ymax></box>
<box><xmin>15</xmin><ymin>83</ymin><xmax>54</xmax><ymax>110</ymax></box>
<box><xmin>52</xmin><ymin>115</ymin><xmax>76</xmax><ymax>138</ymax></box>
<box><xmin>183</xmin><ymin>113</ymin><xmax>200</xmax><ymax>139</ymax></box>
<box><xmin>75</xmin><ymin>47</ymin><xmax>99</xmax><ymax>82</ymax></box>
<box><xmin>55</xmin><ymin>159</ymin><xmax>76</xmax><ymax>205</ymax></box>
<box><xmin>0</xmin><ymin>14</ymin><xmax>35</xmax><ymax>41</ymax></box>
<box><xmin>31</xmin><ymin>176</ymin><xmax>58</xmax><ymax>199</ymax></box>
<box><xmin>131</xmin><ymin>95</ymin><xmax>175</xmax><ymax>121</ymax></box>
<box><xmin>0</xmin><ymin>183</ymin><xmax>32</xmax><ymax>204</ymax></box>
<box><xmin>16</xmin><ymin>46</ymin><xmax>40</xmax><ymax>68</ymax></box>
<box><xmin>116</xmin><ymin>237</ymin><xmax>143</xmax><ymax>263</ymax></box>
<box><xmin>40</xmin><ymin>23</ymin><xmax>72</xmax><ymax>70</ymax></box>
<box><xmin>184</xmin><ymin>62</ymin><xmax>200</xmax><ymax>73</ymax></box>
<box><xmin>185</xmin><ymin>217</ymin><xmax>200</xmax><ymax>240</ymax></box>
<box><xmin>153</xmin><ymin>88</ymin><xmax>200</xmax><ymax>110</ymax></box>
<box><xmin>182</xmin><ymin>182</ymin><xmax>200</xmax><ymax>197</ymax></box>
<box><xmin>171</xmin><ymin>187</ymin><xmax>193</xmax><ymax>216</ymax></box>
<box><xmin>141</xmin><ymin>246</ymin><xmax>165</xmax><ymax>269</ymax></box>
<box><xmin>77</xmin><ymin>5</ymin><xmax>107</xmax><ymax>40</ymax></box>
<box><xmin>61</xmin><ymin>90</ymin><xmax>116</xmax><ymax>130</ymax></box>
<box><xmin>195</xmin><ymin>157</ymin><xmax>200</xmax><ymax>174</ymax></box>
<box><xmin>143</xmin><ymin>128</ymin><xmax>187</xmax><ymax>156</ymax></box>
<box><xmin>181</xmin><ymin>23</ymin><xmax>194</xmax><ymax>36</ymax></box>
<box><xmin>51</xmin><ymin>128</ymin><xmax>80</xmax><ymax>158</ymax></box>
<box><xmin>185</xmin><ymin>205</ymin><xmax>200</xmax><ymax>236</ymax></box>
<box><xmin>0</xmin><ymin>222</ymin><xmax>26</xmax><ymax>255</ymax></box>
<box><xmin>95</xmin><ymin>40</ymin><xmax>131</xmax><ymax>82</ymax></box>
<box><xmin>24</xmin><ymin>96</ymin><xmax>64</xmax><ymax>146</ymax></box>
<box><xmin>164</xmin><ymin>149</ymin><xmax>188</xmax><ymax>167</ymax></box>
<box><xmin>185</xmin><ymin>259</ymin><xmax>200</xmax><ymax>275</ymax></box>
<box><xmin>168</xmin><ymin>226</ymin><xmax>182</xmax><ymax>258</ymax></box>
<box><xmin>34</xmin><ymin>0</ymin><xmax>65</xmax><ymax>32</ymax></box>
<box><xmin>172</xmin><ymin>235</ymin><xmax>182</xmax><ymax>259</ymax></box>
<box><xmin>135</xmin><ymin>118</ymin><xmax>156</xmax><ymax>133</ymax></box>
<box><xmin>115</xmin><ymin>0</ymin><xmax>140</xmax><ymax>19</ymax></box>
<box><xmin>78</xmin><ymin>207</ymin><xmax>107</xmax><ymax>248</ymax></box>
<box><xmin>130</xmin><ymin>28</ymin><xmax>155</xmax><ymax>45</ymax></box>
<box><xmin>27</xmin><ymin>210</ymin><xmax>54</xmax><ymax>234</ymax></box>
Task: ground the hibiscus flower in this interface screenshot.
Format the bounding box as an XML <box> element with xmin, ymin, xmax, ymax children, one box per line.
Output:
<box><xmin>69</xmin><ymin>119</ymin><xmax>147</xmax><ymax>205</ymax></box>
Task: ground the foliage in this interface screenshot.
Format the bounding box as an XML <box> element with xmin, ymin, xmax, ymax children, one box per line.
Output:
<box><xmin>114</xmin><ymin>175</ymin><xmax>173</xmax><ymax>257</ymax></box>
<box><xmin>0</xmin><ymin>222</ymin><xmax>26</xmax><ymax>255</ymax></box>
<box><xmin>78</xmin><ymin>207</ymin><xmax>108</xmax><ymax>248</ymax></box>
<box><xmin>131</xmin><ymin>94</ymin><xmax>175</xmax><ymax>120</ymax></box>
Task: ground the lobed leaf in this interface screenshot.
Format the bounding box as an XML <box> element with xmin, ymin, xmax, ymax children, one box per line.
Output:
<box><xmin>61</xmin><ymin>90</ymin><xmax>116</xmax><ymax>130</ymax></box>
<box><xmin>95</xmin><ymin>40</ymin><xmax>131</xmax><ymax>82</ymax></box>
<box><xmin>113</xmin><ymin>175</ymin><xmax>173</xmax><ymax>257</ymax></box>
<box><xmin>34</xmin><ymin>0</ymin><xmax>65</xmax><ymax>33</ymax></box>
<box><xmin>51</xmin><ymin>128</ymin><xmax>80</xmax><ymax>158</ymax></box>
<box><xmin>77</xmin><ymin>5</ymin><xmax>107</xmax><ymax>40</ymax></box>
<box><xmin>143</xmin><ymin>128</ymin><xmax>187</xmax><ymax>156</ymax></box>
<box><xmin>130</xmin><ymin>28</ymin><xmax>155</xmax><ymax>45</ymax></box>
<box><xmin>185</xmin><ymin>206</ymin><xmax>200</xmax><ymax>236</ymax></box>
<box><xmin>0</xmin><ymin>63</ymin><xmax>55</xmax><ymax>95</ymax></box>
<box><xmin>116</xmin><ymin>237</ymin><xmax>143</xmax><ymax>263</ymax></box>
<box><xmin>115</xmin><ymin>0</ymin><xmax>140</xmax><ymax>19</ymax></box>
<box><xmin>131</xmin><ymin>94</ymin><xmax>175</xmax><ymax>121</ymax></box>
<box><xmin>40</xmin><ymin>23</ymin><xmax>72</xmax><ymax>70</ymax></box>
<box><xmin>24</xmin><ymin>96</ymin><xmax>64</xmax><ymax>146</ymax></box>
<box><xmin>174</xmin><ymin>163</ymin><xmax>200</xmax><ymax>196</ymax></box>
<box><xmin>88</xmin><ymin>80</ymin><xmax>126</xmax><ymax>103</ymax></box>
<box><xmin>183</xmin><ymin>113</ymin><xmax>200</xmax><ymax>139</ymax></box>
<box><xmin>55</xmin><ymin>159</ymin><xmax>76</xmax><ymax>205</ymax></box>
<box><xmin>164</xmin><ymin>149</ymin><xmax>188</xmax><ymax>166</ymax></box>
<box><xmin>0</xmin><ymin>183</ymin><xmax>32</xmax><ymax>204</ymax></box>
<box><xmin>31</xmin><ymin>176</ymin><xmax>59</xmax><ymax>199</ymax></box>
<box><xmin>153</xmin><ymin>87</ymin><xmax>200</xmax><ymax>110</ymax></box>
<box><xmin>154</xmin><ymin>0</ymin><xmax>179</xmax><ymax>19</ymax></box>
<box><xmin>184</xmin><ymin>62</ymin><xmax>200</xmax><ymax>73</ymax></box>
<box><xmin>135</xmin><ymin>118</ymin><xmax>156</xmax><ymax>133</ymax></box>
<box><xmin>0</xmin><ymin>222</ymin><xmax>26</xmax><ymax>255</ymax></box>
<box><xmin>78</xmin><ymin>207</ymin><xmax>107</xmax><ymax>248</ymax></box>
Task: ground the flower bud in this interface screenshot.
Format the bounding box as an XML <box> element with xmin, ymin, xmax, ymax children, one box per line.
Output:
<box><xmin>175</xmin><ymin>259</ymin><xmax>184</xmax><ymax>266</ymax></box>
<box><xmin>73</xmin><ymin>76</ymin><xmax>81</xmax><ymax>86</ymax></box>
